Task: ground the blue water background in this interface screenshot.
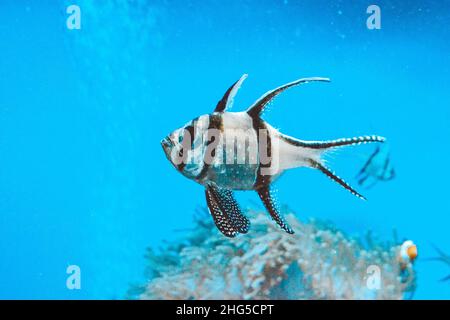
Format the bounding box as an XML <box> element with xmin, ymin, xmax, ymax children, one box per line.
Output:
<box><xmin>0</xmin><ymin>0</ymin><xmax>449</xmax><ymax>299</ymax></box>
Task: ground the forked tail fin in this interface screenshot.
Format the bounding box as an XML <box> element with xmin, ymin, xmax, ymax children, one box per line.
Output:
<box><xmin>282</xmin><ymin>135</ymin><xmax>386</xmax><ymax>149</ymax></box>
<box><xmin>309</xmin><ymin>160</ymin><xmax>367</xmax><ymax>200</ymax></box>
<box><xmin>281</xmin><ymin>134</ymin><xmax>386</xmax><ymax>199</ymax></box>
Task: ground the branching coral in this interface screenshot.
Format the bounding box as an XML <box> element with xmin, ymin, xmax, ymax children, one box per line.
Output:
<box><xmin>135</xmin><ymin>208</ymin><xmax>416</xmax><ymax>300</ymax></box>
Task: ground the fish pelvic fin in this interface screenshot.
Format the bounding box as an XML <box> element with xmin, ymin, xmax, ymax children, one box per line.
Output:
<box><xmin>205</xmin><ymin>187</ymin><xmax>238</xmax><ymax>237</ymax></box>
<box><xmin>205</xmin><ymin>184</ymin><xmax>250</xmax><ymax>237</ymax></box>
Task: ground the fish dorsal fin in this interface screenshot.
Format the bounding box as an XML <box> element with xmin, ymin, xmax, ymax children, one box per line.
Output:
<box><xmin>246</xmin><ymin>77</ymin><xmax>330</xmax><ymax>118</ymax></box>
<box><xmin>214</xmin><ymin>74</ymin><xmax>248</xmax><ymax>113</ymax></box>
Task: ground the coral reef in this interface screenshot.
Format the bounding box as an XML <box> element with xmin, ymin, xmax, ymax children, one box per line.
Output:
<box><xmin>134</xmin><ymin>208</ymin><xmax>416</xmax><ymax>300</ymax></box>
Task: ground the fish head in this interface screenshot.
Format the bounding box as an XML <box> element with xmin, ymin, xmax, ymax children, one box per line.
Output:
<box><xmin>161</xmin><ymin>116</ymin><xmax>208</xmax><ymax>179</ymax></box>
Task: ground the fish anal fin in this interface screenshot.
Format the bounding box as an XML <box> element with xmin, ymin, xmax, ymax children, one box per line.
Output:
<box><xmin>257</xmin><ymin>185</ymin><xmax>294</xmax><ymax>234</ymax></box>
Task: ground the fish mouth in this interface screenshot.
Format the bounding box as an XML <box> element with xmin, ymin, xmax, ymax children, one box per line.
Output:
<box><xmin>161</xmin><ymin>136</ymin><xmax>173</xmax><ymax>151</ymax></box>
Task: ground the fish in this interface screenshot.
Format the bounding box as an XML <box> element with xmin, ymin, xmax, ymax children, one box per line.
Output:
<box><xmin>398</xmin><ymin>240</ymin><xmax>418</xmax><ymax>270</ymax></box>
<box><xmin>161</xmin><ymin>74</ymin><xmax>386</xmax><ymax>237</ymax></box>
<box><xmin>356</xmin><ymin>144</ymin><xmax>395</xmax><ymax>189</ymax></box>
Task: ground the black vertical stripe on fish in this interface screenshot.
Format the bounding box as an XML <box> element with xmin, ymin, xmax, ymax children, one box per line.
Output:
<box><xmin>215</xmin><ymin>74</ymin><xmax>248</xmax><ymax>113</ymax></box>
<box><xmin>205</xmin><ymin>186</ymin><xmax>238</xmax><ymax>238</ymax></box>
<box><xmin>195</xmin><ymin>113</ymin><xmax>223</xmax><ymax>181</ymax></box>
<box><xmin>382</xmin><ymin>157</ymin><xmax>390</xmax><ymax>177</ymax></box>
<box><xmin>247</xmin><ymin>77</ymin><xmax>330</xmax><ymax>118</ymax></box>
<box><xmin>357</xmin><ymin>173</ymin><xmax>370</xmax><ymax>187</ymax></box>
<box><xmin>356</xmin><ymin>144</ymin><xmax>395</xmax><ymax>186</ymax></box>
<box><xmin>208</xmin><ymin>184</ymin><xmax>250</xmax><ymax>233</ymax></box>
<box><xmin>175</xmin><ymin>145</ymin><xmax>187</xmax><ymax>173</ymax></box>
<box><xmin>282</xmin><ymin>135</ymin><xmax>385</xmax><ymax>150</ymax></box>
<box><xmin>177</xmin><ymin>119</ymin><xmax>196</xmax><ymax>172</ymax></box>
<box><xmin>310</xmin><ymin>159</ymin><xmax>367</xmax><ymax>200</ymax></box>
<box><xmin>250</xmin><ymin>115</ymin><xmax>273</xmax><ymax>189</ymax></box>
<box><xmin>356</xmin><ymin>145</ymin><xmax>380</xmax><ymax>179</ymax></box>
<box><xmin>175</xmin><ymin>122</ymin><xmax>197</xmax><ymax>173</ymax></box>
<box><xmin>176</xmin><ymin>157</ymin><xmax>186</xmax><ymax>172</ymax></box>
<box><xmin>257</xmin><ymin>185</ymin><xmax>294</xmax><ymax>234</ymax></box>
<box><xmin>382</xmin><ymin>158</ymin><xmax>395</xmax><ymax>181</ymax></box>
<box><xmin>184</xmin><ymin>124</ymin><xmax>196</xmax><ymax>149</ymax></box>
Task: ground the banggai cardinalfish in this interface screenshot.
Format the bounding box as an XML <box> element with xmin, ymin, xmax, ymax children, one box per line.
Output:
<box><xmin>161</xmin><ymin>75</ymin><xmax>385</xmax><ymax>237</ymax></box>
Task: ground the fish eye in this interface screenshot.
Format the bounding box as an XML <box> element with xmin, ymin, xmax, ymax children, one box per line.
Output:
<box><xmin>178</xmin><ymin>135</ymin><xmax>183</xmax><ymax>143</ymax></box>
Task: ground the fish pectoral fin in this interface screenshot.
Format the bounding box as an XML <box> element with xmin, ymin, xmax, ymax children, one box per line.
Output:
<box><xmin>214</xmin><ymin>74</ymin><xmax>248</xmax><ymax>113</ymax></box>
<box><xmin>310</xmin><ymin>160</ymin><xmax>367</xmax><ymax>200</ymax></box>
<box><xmin>257</xmin><ymin>185</ymin><xmax>294</xmax><ymax>234</ymax></box>
<box><xmin>246</xmin><ymin>77</ymin><xmax>330</xmax><ymax>118</ymax></box>
<box><xmin>205</xmin><ymin>185</ymin><xmax>250</xmax><ymax>236</ymax></box>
